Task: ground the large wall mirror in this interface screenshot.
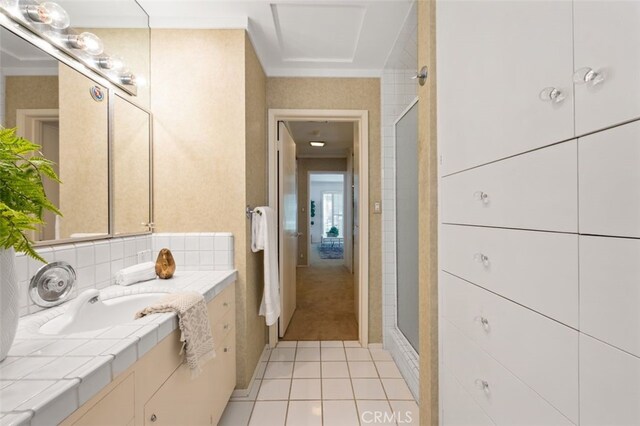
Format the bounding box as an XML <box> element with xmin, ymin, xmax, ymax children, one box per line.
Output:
<box><xmin>0</xmin><ymin>0</ymin><xmax>152</xmax><ymax>244</ymax></box>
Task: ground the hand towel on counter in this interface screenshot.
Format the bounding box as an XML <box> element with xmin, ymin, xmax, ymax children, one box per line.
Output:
<box><xmin>115</xmin><ymin>261</ymin><xmax>157</xmax><ymax>286</ymax></box>
<box><xmin>135</xmin><ymin>291</ymin><xmax>215</xmax><ymax>377</ymax></box>
<box><xmin>251</xmin><ymin>206</ymin><xmax>280</xmax><ymax>326</ymax></box>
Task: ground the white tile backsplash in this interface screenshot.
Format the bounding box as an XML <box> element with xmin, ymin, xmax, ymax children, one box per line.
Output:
<box><xmin>14</xmin><ymin>232</ymin><xmax>234</xmax><ymax>317</ymax></box>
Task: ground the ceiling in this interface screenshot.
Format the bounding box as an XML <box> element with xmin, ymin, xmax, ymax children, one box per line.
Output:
<box><xmin>288</xmin><ymin>121</ymin><xmax>354</xmax><ymax>158</ymax></box>
<box><xmin>136</xmin><ymin>0</ymin><xmax>414</xmax><ymax>77</ymax></box>
<box><xmin>0</xmin><ymin>28</ymin><xmax>58</xmax><ymax>75</ymax></box>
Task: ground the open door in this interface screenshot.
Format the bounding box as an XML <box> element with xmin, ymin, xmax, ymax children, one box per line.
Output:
<box><xmin>278</xmin><ymin>122</ymin><xmax>297</xmax><ymax>337</ymax></box>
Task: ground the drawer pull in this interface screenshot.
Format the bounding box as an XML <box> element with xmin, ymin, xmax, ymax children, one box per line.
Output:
<box><xmin>539</xmin><ymin>87</ymin><xmax>566</xmax><ymax>104</ymax></box>
<box><xmin>574</xmin><ymin>67</ymin><xmax>605</xmax><ymax>86</ymax></box>
<box><xmin>223</xmin><ymin>323</ymin><xmax>230</xmax><ymax>330</ymax></box>
<box><xmin>475</xmin><ymin>379</ymin><xmax>490</xmax><ymax>394</ymax></box>
<box><xmin>475</xmin><ymin>316</ymin><xmax>490</xmax><ymax>331</ymax></box>
<box><xmin>474</xmin><ymin>253</ymin><xmax>490</xmax><ymax>267</ymax></box>
<box><xmin>473</xmin><ymin>191</ymin><xmax>490</xmax><ymax>204</ymax></box>
<box><xmin>223</xmin><ymin>302</ymin><xmax>229</xmax><ymax>308</ymax></box>
<box><xmin>224</xmin><ymin>347</ymin><xmax>231</xmax><ymax>353</ymax></box>
<box><xmin>150</xmin><ymin>414</ymin><xmax>157</xmax><ymax>422</ymax></box>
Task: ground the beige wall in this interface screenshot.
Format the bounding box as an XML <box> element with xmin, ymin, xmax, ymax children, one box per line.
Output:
<box><xmin>296</xmin><ymin>158</ymin><xmax>347</xmax><ymax>266</ymax></box>
<box><xmin>4</xmin><ymin>76</ymin><xmax>58</xmax><ymax>128</ymax></box>
<box><xmin>418</xmin><ymin>0</ymin><xmax>439</xmax><ymax>424</ymax></box>
<box><xmin>58</xmin><ymin>65</ymin><xmax>109</xmax><ymax>238</ymax></box>
<box><xmin>150</xmin><ymin>29</ymin><xmax>267</xmax><ymax>388</ymax></box>
<box><xmin>267</xmin><ymin>78</ymin><xmax>382</xmax><ymax>343</ymax></box>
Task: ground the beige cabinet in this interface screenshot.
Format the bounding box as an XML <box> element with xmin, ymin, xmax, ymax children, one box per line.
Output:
<box><xmin>62</xmin><ymin>284</ymin><xmax>236</xmax><ymax>426</ymax></box>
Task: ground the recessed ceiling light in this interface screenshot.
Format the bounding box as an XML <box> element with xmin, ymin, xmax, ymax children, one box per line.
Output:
<box><xmin>310</xmin><ymin>141</ymin><xmax>325</xmax><ymax>147</ymax></box>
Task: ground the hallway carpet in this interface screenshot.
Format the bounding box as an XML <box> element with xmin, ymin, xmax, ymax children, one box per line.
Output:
<box><xmin>281</xmin><ymin>265</ymin><xmax>358</xmax><ymax>341</ymax></box>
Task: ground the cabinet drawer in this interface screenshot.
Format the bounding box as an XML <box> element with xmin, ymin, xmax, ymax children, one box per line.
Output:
<box><xmin>210</xmin><ymin>285</ymin><xmax>234</xmax><ymax>322</ymax></box>
<box><xmin>212</xmin><ymin>308</ymin><xmax>234</xmax><ymax>343</ymax></box>
<box><xmin>580</xmin><ymin>334</ymin><xmax>640</xmax><ymax>426</ymax></box>
<box><xmin>579</xmin><ymin>120</ymin><xmax>640</xmax><ymax>238</ymax></box>
<box><xmin>442</xmin><ymin>141</ymin><xmax>577</xmax><ymax>233</ymax></box>
<box><xmin>441</xmin><ymin>225</ymin><xmax>578</xmax><ymax>326</ymax></box>
<box><xmin>441</xmin><ymin>273</ymin><xmax>579</xmax><ymax>423</ymax></box>
<box><xmin>442</xmin><ymin>367</ymin><xmax>495</xmax><ymax>426</ymax></box>
<box><xmin>580</xmin><ymin>236</ymin><xmax>640</xmax><ymax>357</ymax></box>
<box><xmin>442</xmin><ymin>320</ymin><xmax>574</xmax><ymax>426</ymax></box>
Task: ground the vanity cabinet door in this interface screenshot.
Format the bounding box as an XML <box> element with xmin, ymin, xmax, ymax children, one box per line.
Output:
<box><xmin>72</xmin><ymin>373</ymin><xmax>135</xmax><ymax>426</ymax></box>
<box><xmin>574</xmin><ymin>0</ymin><xmax>640</xmax><ymax>135</ymax></box>
<box><xmin>437</xmin><ymin>0</ymin><xmax>574</xmax><ymax>175</ymax></box>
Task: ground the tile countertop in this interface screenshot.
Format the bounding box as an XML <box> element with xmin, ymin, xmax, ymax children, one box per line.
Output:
<box><xmin>0</xmin><ymin>270</ymin><xmax>237</xmax><ymax>426</ymax></box>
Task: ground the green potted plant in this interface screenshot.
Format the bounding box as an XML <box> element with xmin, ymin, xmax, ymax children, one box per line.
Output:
<box><xmin>0</xmin><ymin>127</ymin><xmax>61</xmax><ymax>361</ymax></box>
<box><xmin>327</xmin><ymin>226</ymin><xmax>339</xmax><ymax>237</ymax></box>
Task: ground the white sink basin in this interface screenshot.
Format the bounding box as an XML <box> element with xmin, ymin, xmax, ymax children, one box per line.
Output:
<box><xmin>39</xmin><ymin>289</ymin><xmax>169</xmax><ymax>335</ymax></box>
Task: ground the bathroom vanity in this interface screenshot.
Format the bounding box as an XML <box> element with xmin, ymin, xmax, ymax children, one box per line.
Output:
<box><xmin>1</xmin><ymin>271</ymin><xmax>236</xmax><ymax>426</ymax></box>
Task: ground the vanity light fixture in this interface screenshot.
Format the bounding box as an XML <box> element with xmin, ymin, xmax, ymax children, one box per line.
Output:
<box><xmin>24</xmin><ymin>1</ymin><xmax>69</xmax><ymax>29</ymax></box>
<box><xmin>96</xmin><ymin>55</ymin><xmax>124</xmax><ymax>70</ymax></box>
<box><xmin>120</xmin><ymin>71</ymin><xmax>136</xmax><ymax>86</ymax></box>
<box><xmin>310</xmin><ymin>141</ymin><xmax>325</xmax><ymax>147</ymax></box>
<box><xmin>64</xmin><ymin>32</ymin><xmax>104</xmax><ymax>55</ymax></box>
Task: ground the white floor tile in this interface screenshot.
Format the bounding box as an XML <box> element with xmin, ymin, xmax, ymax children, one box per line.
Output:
<box><xmin>296</xmin><ymin>348</ymin><xmax>321</xmax><ymax>362</ymax></box>
<box><xmin>356</xmin><ymin>400</ymin><xmax>396</xmax><ymax>425</ymax></box>
<box><xmin>290</xmin><ymin>378</ymin><xmax>321</xmax><ymax>400</ymax></box>
<box><xmin>286</xmin><ymin>400</ymin><xmax>322</xmax><ymax>426</ymax></box>
<box><xmin>322</xmin><ymin>378</ymin><xmax>354</xmax><ymax>400</ymax></box>
<box><xmin>370</xmin><ymin>348</ymin><xmax>394</xmax><ymax>361</ymax></box>
<box><xmin>264</xmin><ymin>362</ymin><xmax>294</xmax><ymax>379</ymax></box>
<box><xmin>381</xmin><ymin>378</ymin><xmax>414</xmax><ymax>400</ymax></box>
<box><xmin>375</xmin><ymin>361</ymin><xmax>402</xmax><ymax>378</ymax></box>
<box><xmin>389</xmin><ymin>400</ymin><xmax>419</xmax><ymax>425</ymax></box>
<box><xmin>277</xmin><ymin>341</ymin><xmax>297</xmax><ymax>348</ymax></box>
<box><xmin>321</xmin><ymin>341</ymin><xmax>344</xmax><ymax>348</ymax></box>
<box><xmin>249</xmin><ymin>401</ymin><xmax>288</xmax><ymax>426</ymax></box>
<box><xmin>321</xmin><ymin>348</ymin><xmax>346</xmax><ymax>361</ymax></box>
<box><xmin>343</xmin><ymin>341</ymin><xmax>361</xmax><ymax>348</ymax></box>
<box><xmin>348</xmin><ymin>361</ymin><xmax>378</xmax><ymax>378</ymax></box>
<box><xmin>345</xmin><ymin>348</ymin><xmax>372</xmax><ymax>361</ymax></box>
<box><xmin>219</xmin><ymin>401</ymin><xmax>253</xmax><ymax>426</ymax></box>
<box><xmin>323</xmin><ymin>400</ymin><xmax>360</xmax><ymax>426</ymax></box>
<box><xmin>297</xmin><ymin>341</ymin><xmax>320</xmax><ymax>348</ymax></box>
<box><xmin>257</xmin><ymin>379</ymin><xmax>291</xmax><ymax>401</ymax></box>
<box><xmin>352</xmin><ymin>378</ymin><xmax>387</xmax><ymax>400</ymax></box>
<box><xmin>293</xmin><ymin>362</ymin><xmax>321</xmax><ymax>378</ymax></box>
<box><xmin>321</xmin><ymin>362</ymin><xmax>350</xmax><ymax>378</ymax></box>
<box><xmin>269</xmin><ymin>348</ymin><xmax>296</xmax><ymax>362</ymax></box>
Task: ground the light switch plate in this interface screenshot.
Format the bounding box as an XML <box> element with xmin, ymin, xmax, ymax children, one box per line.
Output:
<box><xmin>374</xmin><ymin>202</ymin><xmax>381</xmax><ymax>214</ymax></box>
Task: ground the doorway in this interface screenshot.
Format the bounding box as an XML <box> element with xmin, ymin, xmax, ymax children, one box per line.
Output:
<box><xmin>308</xmin><ymin>172</ymin><xmax>347</xmax><ymax>268</ymax></box>
<box><xmin>268</xmin><ymin>109</ymin><xmax>369</xmax><ymax>347</ymax></box>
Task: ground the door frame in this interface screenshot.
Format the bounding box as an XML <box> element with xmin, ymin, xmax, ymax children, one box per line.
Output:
<box><xmin>307</xmin><ymin>171</ymin><xmax>350</xmax><ymax>269</ymax></box>
<box><xmin>268</xmin><ymin>109</ymin><xmax>369</xmax><ymax>348</ymax></box>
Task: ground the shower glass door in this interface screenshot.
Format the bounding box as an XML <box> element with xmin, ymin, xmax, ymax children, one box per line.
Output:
<box><xmin>395</xmin><ymin>100</ymin><xmax>419</xmax><ymax>352</ymax></box>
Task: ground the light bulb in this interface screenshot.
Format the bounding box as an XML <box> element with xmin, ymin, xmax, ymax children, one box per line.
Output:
<box><xmin>96</xmin><ymin>55</ymin><xmax>124</xmax><ymax>70</ymax></box>
<box><xmin>120</xmin><ymin>71</ymin><xmax>136</xmax><ymax>86</ymax></box>
<box><xmin>25</xmin><ymin>2</ymin><xmax>70</xmax><ymax>29</ymax></box>
<box><xmin>67</xmin><ymin>32</ymin><xmax>104</xmax><ymax>55</ymax></box>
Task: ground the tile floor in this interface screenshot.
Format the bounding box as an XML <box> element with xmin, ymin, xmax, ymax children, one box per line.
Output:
<box><xmin>219</xmin><ymin>341</ymin><xmax>419</xmax><ymax>426</ymax></box>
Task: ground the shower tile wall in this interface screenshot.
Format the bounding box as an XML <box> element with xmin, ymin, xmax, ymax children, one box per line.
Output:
<box><xmin>381</xmin><ymin>2</ymin><xmax>419</xmax><ymax>399</ymax></box>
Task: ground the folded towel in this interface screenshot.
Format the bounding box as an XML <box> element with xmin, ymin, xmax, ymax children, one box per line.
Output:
<box><xmin>135</xmin><ymin>292</ymin><xmax>215</xmax><ymax>377</ymax></box>
<box><xmin>115</xmin><ymin>262</ymin><xmax>157</xmax><ymax>286</ymax></box>
<box><xmin>251</xmin><ymin>206</ymin><xmax>280</xmax><ymax>326</ymax></box>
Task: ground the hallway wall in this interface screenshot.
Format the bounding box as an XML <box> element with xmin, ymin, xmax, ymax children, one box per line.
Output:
<box><xmin>297</xmin><ymin>158</ymin><xmax>347</xmax><ymax>266</ymax></box>
<box><xmin>268</xmin><ymin>78</ymin><xmax>382</xmax><ymax>343</ymax></box>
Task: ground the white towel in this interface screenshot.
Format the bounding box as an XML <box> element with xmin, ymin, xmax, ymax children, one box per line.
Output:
<box><xmin>115</xmin><ymin>261</ymin><xmax>157</xmax><ymax>286</ymax></box>
<box><xmin>251</xmin><ymin>206</ymin><xmax>280</xmax><ymax>326</ymax></box>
